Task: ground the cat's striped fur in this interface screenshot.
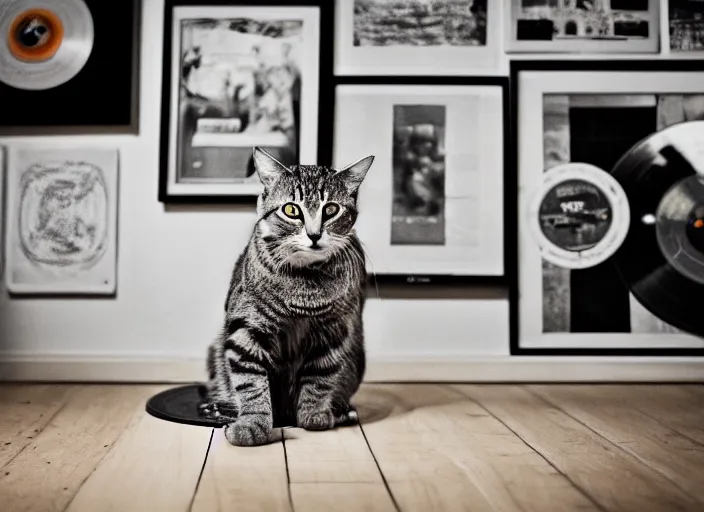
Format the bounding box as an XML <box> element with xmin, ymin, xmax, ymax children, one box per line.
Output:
<box><xmin>204</xmin><ymin>147</ymin><xmax>375</xmax><ymax>446</ymax></box>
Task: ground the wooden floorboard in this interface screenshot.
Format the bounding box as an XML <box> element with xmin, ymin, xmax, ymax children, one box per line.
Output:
<box><xmin>529</xmin><ymin>385</ymin><xmax>704</xmax><ymax>506</ymax></box>
<box><xmin>191</xmin><ymin>428</ymin><xmax>291</xmax><ymax>512</ymax></box>
<box><xmin>0</xmin><ymin>385</ymin><xmax>156</xmax><ymax>512</ymax></box>
<box><xmin>357</xmin><ymin>384</ymin><xmax>598</xmax><ymax>512</ymax></box>
<box><xmin>66</xmin><ymin>389</ymin><xmax>212</xmax><ymax>512</ymax></box>
<box><xmin>284</xmin><ymin>424</ymin><xmax>397</xmax><ymax>511</ymax></box>
<box><xmin>1</xmin><ymin>383</ymin><xmax>704</xmax><ymax>512</ymax></box>
<box><xmin>457</xmin><ymin>385</ymin><xmax>702</xmax><ymax>512</ymax></box>
<box><xmin>0</xmin><ymin>384</ymin><xmax>74</xmax><ymax>469</ymax></box>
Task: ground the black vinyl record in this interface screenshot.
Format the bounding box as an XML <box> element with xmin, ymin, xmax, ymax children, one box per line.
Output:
<box><xmin>0</xmin><ymin>0</ymin><xmax>139</xmax><ymax>134</ymax></box>
<box><xmin>611</xmin><ymin>120</ymin><xmax>704</xmax><ymax>338</ymax></box>
<box><xmin>145</xmin><ymin>383</ymin><xmax>358</xmax><ymax>429</ymax></box>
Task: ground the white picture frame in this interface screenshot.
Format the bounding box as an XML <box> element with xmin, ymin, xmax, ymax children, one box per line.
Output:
<box><xmin>4</xmin><ymin>146</ymin><xmax>120</xmax><ymax>295</ymax></box>
<box><xmin>513</xmin><ymin>61</ymin><xmax>704</xmax><ymax>352</ymax></box>
<box><xmin>506</xmin><ymin>0</ymin><xmax>661</xmax><ymax>54</ymax></box>
<box><xmin>334</xmin><ymin>0</ymin><xmax>505</xmax><ymax>76</ymax></box>
<box><xmin>334</xmin><ymin>80</ymin><xmax>506</xmax><ymax>278</ymax></box>
<box><xmin>160</xmin><ymin>2</ymin><xmax>324</xmax><ymax>201</ymax></box>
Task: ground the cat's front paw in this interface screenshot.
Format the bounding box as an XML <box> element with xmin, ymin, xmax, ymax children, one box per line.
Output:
<box><xmin>297</xmin><ymin>408</ymin><xmax>335</xmax><ymax>431</ymax></box>
<box><xmin>224</xmin><ymin>416</ymin><xmax>272</xmax><ymax>446</ymax></box>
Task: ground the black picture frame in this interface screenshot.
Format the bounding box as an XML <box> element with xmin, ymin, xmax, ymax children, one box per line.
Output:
<box><xmin>0</xmin><ymin>0</ymin><xmax>141</xmax><ymax>136</ymax></box>
<box><xmin>509</xmin><ymin>59</ymin><xmax>704</xmax><ymax>356</ymax></box>
<box><xmin>158</xmin><ymin>0</ymin><xmax>334</xmax><ymax>204</ymax></box>
<box><xmin>333</xmin><ymin>75</ymin><xmax>510</xmax><ymax>287</ymax></box>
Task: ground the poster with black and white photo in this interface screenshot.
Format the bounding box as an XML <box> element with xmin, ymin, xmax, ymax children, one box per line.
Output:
<box><xmin>335</xmin><ymin>0</ymin><xmax>502</xmax><ymax>75</ymax></box>
<box><xmin>670</xmin><ymin>0</ymin><xmax>704</xmax><ymax>53</ymax></box>
<box><xmin>391</xmin><ymin>105</ymin><xmax>446</xmax><ymax>245</ymax></box>
<box><xmin>160</xmin><ymin>3</ymin><xmax>322</xmax><ymax>200</ymax></box>
<box><xmin>515</xmin><ymin>62</ymin><xmax>704</xmax><ymax>352</ymax></box>
<box><xmin>506</xmin><ymin>0</ymin><xmax>660</xmax><ymax>54</ymax></box>
<box><xmin>334</xmin><ymin>83</ymin><xmax>505</xmax><ymax>277</ymax></box>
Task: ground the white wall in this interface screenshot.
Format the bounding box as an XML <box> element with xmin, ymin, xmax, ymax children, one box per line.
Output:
<box><xmin>0</xmin><ymin>0</ymin><xmax>510</xmax><ymax>371</ymax></box>
<box><xmin>3</xmin><ymin>0</ymin><xmax>701</xmax><ymax>383</ymax></box>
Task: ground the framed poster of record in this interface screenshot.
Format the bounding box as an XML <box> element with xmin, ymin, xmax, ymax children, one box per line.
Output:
<box><xmin>158</xmin><ymin>0</ymin><xmax>333</xmax><ymax>203</ymax></box>
<box><xmin>0</xmin><ymin>0</ymin><xmax>140</xmax><ymax>135</ymax></box>
<box><xmin>334</xmin><ymin>77</ymin><xmax>508</xmax><ymax>284</ymax></box>
<box><xmin>511</xmin><ymin>60</ymin><xmax>704</xmax><ymax>355</ymax></box>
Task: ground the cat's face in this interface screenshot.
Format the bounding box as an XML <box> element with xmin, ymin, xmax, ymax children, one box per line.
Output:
<box><xmin>252</xmin><ymin>148</ymin><xmax>374</xmax><ymax>268</ymax></box>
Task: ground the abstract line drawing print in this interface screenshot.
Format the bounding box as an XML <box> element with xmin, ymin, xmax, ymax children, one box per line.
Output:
<box><xmin>19</xmin><ymin>161</ymin><xmax>109</xmax><ymax>271</ymax></box>
<box><xmin>5</xmin><ymin>147</ymin><xmax>119</xmax><ymax>295</ymax></box>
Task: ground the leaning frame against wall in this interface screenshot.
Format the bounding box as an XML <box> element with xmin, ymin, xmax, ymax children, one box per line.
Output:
<box><xmin>333</xmin><ymin>76</ymin><xmax>509</xmax><ymax>285</ymax></box>
<box><xmin>158</xmin><ymin>0</ymin><xmax>334</xmax><ymax>203</ymax></box>
<box><xmin>510</xmin><ymin>59</ymin><xmax>704</xmax><ymax>356</ymax></box>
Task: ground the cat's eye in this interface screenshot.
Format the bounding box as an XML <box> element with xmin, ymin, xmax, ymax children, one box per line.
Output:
<box><xmin>282</xmin><ymin>203</ymin><xmax>301</xmax><ymax>219</ymax></box>
<box><xmin>323</xmin><ymin>203</ymin><xmax>339</xmax><ymax>218</ymax></box>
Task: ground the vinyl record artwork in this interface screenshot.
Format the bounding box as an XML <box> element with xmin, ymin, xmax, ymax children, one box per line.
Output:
<box><xmin>512</xmin><ymin>61</ymin><xmax>704</xmax><ymax>354</ymax></box>
<box><xmin>159</xmin><ymin>0</ymin><xmax>330</xmax><ymax>202</ymax></box>
<box><xmin>334</xmin><ymin>0</ymin><xmax>503</xmax><ymax>76</ymax></box>
<box><xmin>334</xmin><ymin>78</ymin><xmax>507</xmax><ymax>280</ymax></box>
<box><xmin>506</xmin><ymin>0</ymin><xmax>660</xmax><ymax>54</ymax></box>
<box><xmin>611</xmin><ymin>121</ymin><xmax>704</xmax><ymax>339</ymax></box>
<box><xmin>4</xmin><ymin>146</ymin><xmax>119</xmax><ymax>295</ymax></box>
<box><xmin>0</xmin><ymin>0</ymin><xmax>139</xmax><ymax>134</ymax></box>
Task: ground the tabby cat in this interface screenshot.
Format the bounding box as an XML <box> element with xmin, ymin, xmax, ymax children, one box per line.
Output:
<box><xmin>203</xmin><ymin>147</ymin><xmax>375</xmax><ymax>446</ymax></box>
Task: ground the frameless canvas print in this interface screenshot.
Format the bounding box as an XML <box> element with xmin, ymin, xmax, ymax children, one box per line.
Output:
<box><xmin>162</xmin><ymin>5</ymin><xmax>321</xmax><ymax>199</ymax></box>
<box><xmin>516</xmin><ymin>67</ymin><xmax>704</xmax><ymax>350</ymax></box>
<box><xmin>334</xmin><ymin>84</ymin><xmax>504</xmax><ymax>277</ymax></box>
<box><xmin>506</xmin><ymin>0</ymin><xmax>660</xmax><ymax>54</ymax></box>
<box><xmin>4</xmin><ymin>146</ymin><xmax>119</xmax><ymax>295</ymax></box>
<box><xmin>335</xmin><ymin>0</ymin><xmax>502</xmax><ymax>75</ymax></box>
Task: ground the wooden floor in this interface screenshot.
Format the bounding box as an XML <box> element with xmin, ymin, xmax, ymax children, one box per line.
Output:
<box><xmin>1</xmin><ymin>384</ymin><xmax>704</xmax><ymax>512</ymax></box>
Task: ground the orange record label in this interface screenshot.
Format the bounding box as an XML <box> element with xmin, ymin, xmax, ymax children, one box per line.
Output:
<box><xmin>7</xmin><ymin>9</ymin><xmax>63</xmax><ymax>62</ymax></box>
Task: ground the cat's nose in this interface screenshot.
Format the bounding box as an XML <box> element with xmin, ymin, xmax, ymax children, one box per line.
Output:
<box><xmin>307</xmin><ymin>233</ymin><xmax>321</xmax><ymax>243</ymax></box>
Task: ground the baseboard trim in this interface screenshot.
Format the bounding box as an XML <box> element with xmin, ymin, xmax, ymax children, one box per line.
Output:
<box><xmin>1</xmin><ymin>354</ymin><xmax>703</xmax><ymax>382</ymax></box>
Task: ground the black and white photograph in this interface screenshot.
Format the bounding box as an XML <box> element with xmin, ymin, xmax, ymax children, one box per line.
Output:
<box><xmin>506</xmin><ymin>0</ymin><xmax>660</xmax><ymax>54</ymax></box>
<box><xmin>353</xmin><ymin>0</ymin><xmax>486</xmax><ymax>47</ymax></box>
<box><xmin>335</xmin><ymin>0</ymin><xmax>502</xmax><ymax>76</ymax></box>
<box><xmin>4</xmin><ymin>146</ymin><xmax>119</xmax><ymax>296</ymax></box>
<box><xmin>513</xmin><ymin>61</ymin><xmax>704</xmax><ymax>353</ymax></box>
<box><xmin>391</xmin><ymin>105</ymin><xmax>446</xmax><ymax>246</ymax></box>
<box><xmin>160</xmin><ymin>3</ymin><xmax>324</xmax><ymax>201</ymax></box>
<box><xmin>670</xmin><ymin>0</ymin><xmax>704</xmax><ymax>52</ymax></box>
<box><xmin>334</xmin><ymin>81</ymin><xmax>506</xmax><ymax>277</ymax></box>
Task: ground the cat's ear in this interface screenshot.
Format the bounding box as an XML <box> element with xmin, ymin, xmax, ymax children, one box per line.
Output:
<box><xmin>252</xmin><ymin>147</ymin><xmax>289</xmax><ymax>189</ymax></box>
<box><xmin>336</xmin><ymin>155</ymin><xmax>374</xmax><ymax>194</ymax></box>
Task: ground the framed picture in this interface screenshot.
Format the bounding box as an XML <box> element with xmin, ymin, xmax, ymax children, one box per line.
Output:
<box><xmin>159</xmin><ymin>0</ymin><xmax>333</xmax><ymax>202</ymax></box>
<box><xmin>669</xmin><ymin>0</ymin><xmax>704</xmax><ymax>54</ymax></box>
<box><xmin>334</xmin><ymin>77</ymin><xmax>508</xmax><ymax>284</ymax></box>
<box><xmin>4</xmin><ymin>146</ymin><xmax>120</xmax><ymax>296</ymax></box>
<box><xmin>334</xmin><ymin>0</ymin><xmax>503</xmax><ymax>76</ymax></box>
<box><xmin>0</xmin><ymin>0</ymin><xmax>140</xmax><ymax>136</ymax></box>
<box><xmin>506</xmin><ymin>0</ymin><xmax>660</xmax><ymax>54</ymax></box>
<box><xmin>510</xmin><ymin>60</ymin><xmax>704</xmax><ymax>355</ymax></box>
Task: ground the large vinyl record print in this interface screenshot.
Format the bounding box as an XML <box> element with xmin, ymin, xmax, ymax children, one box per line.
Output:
<box><xmin>512</xmin><ymin>60</ymin><xmax>704</xmax><ymax>355</ymax></box>
<box><xmin>0</xmin><ymin>0</ymin><xmax>140</xmax><ymax>134</ymax></box>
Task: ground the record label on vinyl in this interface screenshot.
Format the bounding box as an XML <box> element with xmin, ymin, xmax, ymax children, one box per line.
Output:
<box><xmin>528</xmin><ymin>162</ymin><xmax>630</xmax><ymax>269</ymax></box>
<box><xmin>0</xmin><ymin>0</ymin><xmax>94</xmax><ymax>90</ymax></box>
<box><xmin>656</xmin><ymin>175</ymin><xmax>704</xmax><ymax>286</ymax></box>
